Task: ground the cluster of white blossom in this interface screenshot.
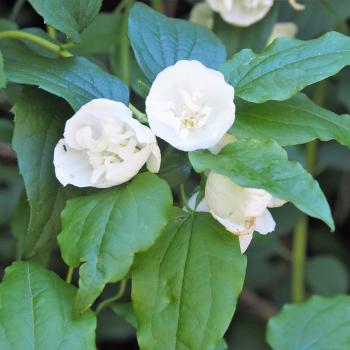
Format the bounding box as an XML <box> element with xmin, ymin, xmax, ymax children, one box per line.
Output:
<box><xmin>53</xmin><ymin>0</ymin><xmax>301</xmax><ymax>251</ymax></box>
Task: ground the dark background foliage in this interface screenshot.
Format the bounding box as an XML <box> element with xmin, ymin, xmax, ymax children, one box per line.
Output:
<box><xmin>0</xmin><ymin>1</ymin><xmax>349</xmax><ymax>349</ymax></box>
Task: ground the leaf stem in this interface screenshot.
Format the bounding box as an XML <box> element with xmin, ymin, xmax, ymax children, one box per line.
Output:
<box><xmin>46</xmin><ymin>25</ymin><xmax>57</xmax><ymax>40</ymax></box>
<box><xmin>66</xmin><ymin>266</ymin><xmax>74</xmax><ymax>284</ymax></box>
<box><xmin>129</xmin><ymin>103</ymin><xmax>148</xmax><ymax>124</ymax></box>
<box><xmin>180</xmin><ymin>184</ymin><xmax>193</xmax><ymax>213</ymax></box>
<box><xmin>95</xmin><ymin>279</ymin><xmax>128</xmax><ymax>315</ymax></box>
<box><xmin>0</xmin><ymin>30</ymin><xmax>72</xmax><ymax>57</ymax></box>
<box><xmin>291</xmin><ymin>82</ymin><xmax>325</xmax><ymax>303</ymax></box>
<box><xmin>10</xmin><ymin>0</ymin><xmax>26</xmax><ymax>21</ymax></box>
<box><xmin>151</xmin><ymin>0</ymin><xmax>164</xmax><ymax>13</ymax></box>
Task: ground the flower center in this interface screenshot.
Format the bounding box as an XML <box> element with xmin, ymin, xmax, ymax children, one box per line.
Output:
<box><xmin>174</xmin><ymin>89</ymin><xmax>211</xmax><ymax>136</ymax></box>
<box><xmin>74</xmin><ymin>122</ymin><xmax>140</xmax><ymax>184</ymax></box>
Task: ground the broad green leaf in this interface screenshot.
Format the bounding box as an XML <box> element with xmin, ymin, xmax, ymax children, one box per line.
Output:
<box><xmin>214</xmin><ymin>5</ymin><xmax>277</xmax><ymax>56</ymax></box>
<box><xmin>110</xmin><ymin>303</ymin><xmax>137</xmax><ymax>328</ymax></box>
<box><xmin>0</xmin><ymin>51</ymin><xmax>5</xmax><ymax>88</ymax></box>
<box><xmin>189</xmin><ymin>139</ymin><xmax>334</xmax><ymax>230</ymax></box>
<box><xmin>27</xmin><ymin>0</ymin><xmax>103</xmax><ymax>42</ymax></box>
<box><xmin>231</xmin><ymin>94</ymin><xmax>350</xmax><ymax>147</ymax></box>
<box><xmin>12</xmin><ymin>88</ymin><xmax>72</xmax><ymax>259</ymax></box>
<box><xmin>1</xmin><ymin>40</ymin><xmax>129</xmax><ymax>111</ymax></box>
<box><xmin>267</xmin><ymin>295</ymin><xmax>350</xmax><ymax>350</ymax></box>
<box><xmin>0</xmin><ymin>261</ymin><xmax>96</xmax><ymax>349</ymax></box>
<box><xmin>128</xmin><ymin>2</ymin><xmax>226</xmax><ymax>82</ymax></box>
<box><xmin>132</xmin><ymin>212</ymin><xmax>246</xmax><ymax>350</ymax></box>
<box><xmin>76</xmin><ymin>12</ymin><xmax>122</xmax><ymax>55</ymax></box>
<box><xmin>221</xmin><ymin>31</ymin><xmax>350</xmax><ymax>103</ymax></box>
<box><xmin>0</xmin><ymin>118</ymin><xmax>13</xmax><ymax>143</ymax></box>
<box><xmin>305</xmin><ymin>255</ymin><xmax>349</xmax><ymax>296</ymax></box>
<box><xmin>58</xmin><ymin>173</ymin><xmax>172</xmax><ymax>314</ymax></box>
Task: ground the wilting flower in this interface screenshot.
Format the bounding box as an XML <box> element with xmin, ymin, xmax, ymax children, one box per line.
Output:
<box><xmin>54</xmin><ymin>99</ymin><xmax>160</xmax><ymax>188</ymax></box>
<box><xmin>206</xmin><ymin>0</ymin><xmax>274</xmax><ymax>27</ymax></box>
<box><xmin>146</xmin><ymin>60</ymin><xmax>235</xmax><ymax>152</ymax></box>
<box><xmin>267</xmin><ymin>22</ymin><xmax>298</xmax><ymax>45</ymax></box>
<box><xmin>190</xmin><ymin>172</ymin><xmax>286</xmax><ymax>253</ymax></box>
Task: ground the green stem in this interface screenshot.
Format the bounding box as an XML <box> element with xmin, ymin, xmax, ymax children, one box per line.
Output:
<box><xmin>47</xmin><ymin>25</ymin><xmax>57</xmax><ymax>40</ymax></box>
<box><xmin>180</xmin><ymin>184</ymin><xmax>192</xmax><ymax>213</ymax></box>
<box><xmin>95</xmin><ymin>279</ymin><xmax>127</xmax><ymax>315</ymax></box>
<box><xmin>66</xmin><ymin>266</ymin><xmax>74</xmax><ymax>284</ymax></box>
<box><xmin>291</xmin><ymin>82</ymin><xmax>325</xmax><ymax>303</ymax></box>
<box><xmin>129</xmin><ymin>103</ymin><xmax>148</xmax><ymax>124</ymax></box>
<box><xmin>10</xmin><ymin>0</ymin><xmax>26</xmax><ymax>21</ymax></box>
<box><xmin>0</xmin><ymin>30</ymin><xmax>72</xmax><ymax>57</ymax></box>
<box><xmin>115</xmin><ymin>0</ymin><xmax>131</xmax><ymax>13</ymax></box>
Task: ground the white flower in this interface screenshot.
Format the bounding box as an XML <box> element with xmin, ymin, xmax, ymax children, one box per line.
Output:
<box><xmin>54</xmin><ymin>99</ymin><xmax>161</xmax><ymax>188</ymax></box>
<box><xmin>145</xmin><ymin>60</ymin><xmax>235</xmax><ymax>152</ymax></box>
<box><xmin>188</xmin><ymin>172</ymin><xmax>286</xmax><ymax>253</ymax></box>
<box><xmin>267</xmin><ymin>22</ymin><xmax>298</xmax><ymax>45</ymax></box>
<box><xmin>207</xmin><ymin>0</ymin><xmax>274</xmax><ymax>27</ymax></box>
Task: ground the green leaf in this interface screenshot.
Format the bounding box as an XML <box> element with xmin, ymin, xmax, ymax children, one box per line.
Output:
<box><xmin>305</xmin><ymin>255</ymin><xmax>349</xmax><ymax>296</ymax></box>
<box><xmin>132</xmin><ymin>212</ymin><xmax>246</xmax><ymax>350</ymax></box>
<box><xmin>58</xmin><ymin>173</ymin><xmax>172</xmax><ymax>314</ymax></box>
<box><xmin>12</xmin><ymin>88</ymin><xmax>72</xmax><ymax>259</ymax></box>
<box><xmin>267</xmin><ymin>295</ymin><xmax>350</xmax><ymax>350</ymax></box>
<box><xmin>0</xmin><ymin>51</ymin><xmax>5</xmax><ymax>88</ymax></box>
<box><xmin>213</xmin><ymin>5</ymin><xmax>277</xmax><ymax>57</ymax></box>
<box><xmin>27</xmin><ymin>0</ymin><xmax>103</xmax><ymax>42</ymax></box>
<box><xmin>76</xmin><ymin>12</ymin><xmax>122</xmax><ymax>55</ymax></box>
<box><xmin>0</xmin><ymin>261</ymin><xmax>96</xmax><ymax>349</ymax></box>
<box><xmin>128</xmin><ymin>2</ymin><xmax>226</xmax><ymax>82</ymax></box>
<box><xmin>189</xmin><ymin>139</ymin><xmax>334</xmax><ymax>230</ymax></box>
<box><xmin>231</xmin><ymin>94</ymin><xmax>350</xmax><ymax>147</ymax></box>
<box><xmin>110</xmin><ymin>303</ymin><xmax>137</xmax><ymax>328</ymax></box>
<box><xmin>221</xmin><ymin>31</ymin><xmax>350</xmax><ymax>103</ymax></box>
<box><xmin>1</xmin><ymin>40</ymin><xmax>129</xmax><ymax>111</ymax></box>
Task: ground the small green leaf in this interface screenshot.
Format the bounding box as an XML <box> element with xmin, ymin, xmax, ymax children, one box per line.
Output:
<box><xmin>128</xmin><ymin>2</ymin><xmax>226</xmax><ymax>82</ymax></box>
<box><xmin>305</xmin><ymin>255</ymin><xmax>349</xmax><ymax>296</ymax></box>
<box><xmin>12</xmin><ymin>88</ymin><xmax>72</xmax><ymax>259</ymax></box>
<box><xmin>132</xmin><ymin>212</ymin><xmax>246</xmax><ymax>350</ymax></box>
<box><xmin>0</xmin><ymin>261</ymin><xmax>96</xmax><ymax>349</ymax></box>
<box><xmin>221</xmin><ymin>31</ymin><xmax>350</xmax><ymax>103</ymax></box>
<box><xmin>189</xmin><ymin>139</ymin><xmax>334</xmax><ymax>230</ymax></box>
<box><xmin>267</xmin><ymin>295</ymin><xmax>350</xmax><ymax>350</ymax></box>
<box><xmin>58</xmin><ymin>173</ymin><xmax>172</xmax><ymax>314</ymax></box>
<box><xmin>1</xmin><ymin>40</ymin><xmax>129</xmax><ymax>111</ymax></box>
<box><xmin>232</xmin><ymin>94</ymin><xmax>350</xmax><ymax>147</ymax></box>
<box><xmin>27</xmin><ymin>0</ymin><xmax>103</xmax><ymax>42</ymax></box>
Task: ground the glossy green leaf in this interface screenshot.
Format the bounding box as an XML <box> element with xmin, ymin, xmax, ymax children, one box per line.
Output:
<box><xmin>0</xmin><ymin>51</ymin><xmax>5</xmax><ymax>88</ymax></box>
<box><xmin>305</xmin><ymin>256</ymin><xmax>349</xmax><ymax>296</ymax></box>
<box><xmin>12</xmin><ymin>88</ymin><xmax>72</xmax><ymax>259</ymax></box>
<box><xmin>128</xmin><ymin>2</ymin><xmax>226</xmax><ymax>82</ymax></box>
<box><xmin>214</xmin><ymin>5</ymin><xmax>277</xmax><ymax>56</ymax></box>
<box><xmin>0</xmin><ymin>261</ymin><xmax>96</xmax><ymax>349</ymax></box>
<box><xmin>132</xmin><ymin>212</ymin><xmax>246</xmax><ymax>350</ymax></box>
<box><xmin>221</xmin><ymin>31</ymin><xmax>350</xmax><ymax>103</ymax></box>
<box><xmin>1</xmin><ymin>41</ymin><xmax>128</xmax><ymax>111</ymax></box>
<box><xmin>267</xmin><ymin>295</ymin><xmax>350</xmax><ymax>350</ymax></box>
<box><xmin>232</xmin><ymin>94</ymin><xmax>350</xmax><ymax>147</ymax></box>
<box><xmin>189</xmin><ymin>139</ymin><xmax>334</xmax><ymax>230</ymax></box>
<box><xmin>27</xmin><ymin>0</ymin><xmax>103</xmax><ymax>42</ymax></box>
<box><xmin>58</xmin><ymin>173</ymin><xmax>172</xmax><ymax>314</ymax></box>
